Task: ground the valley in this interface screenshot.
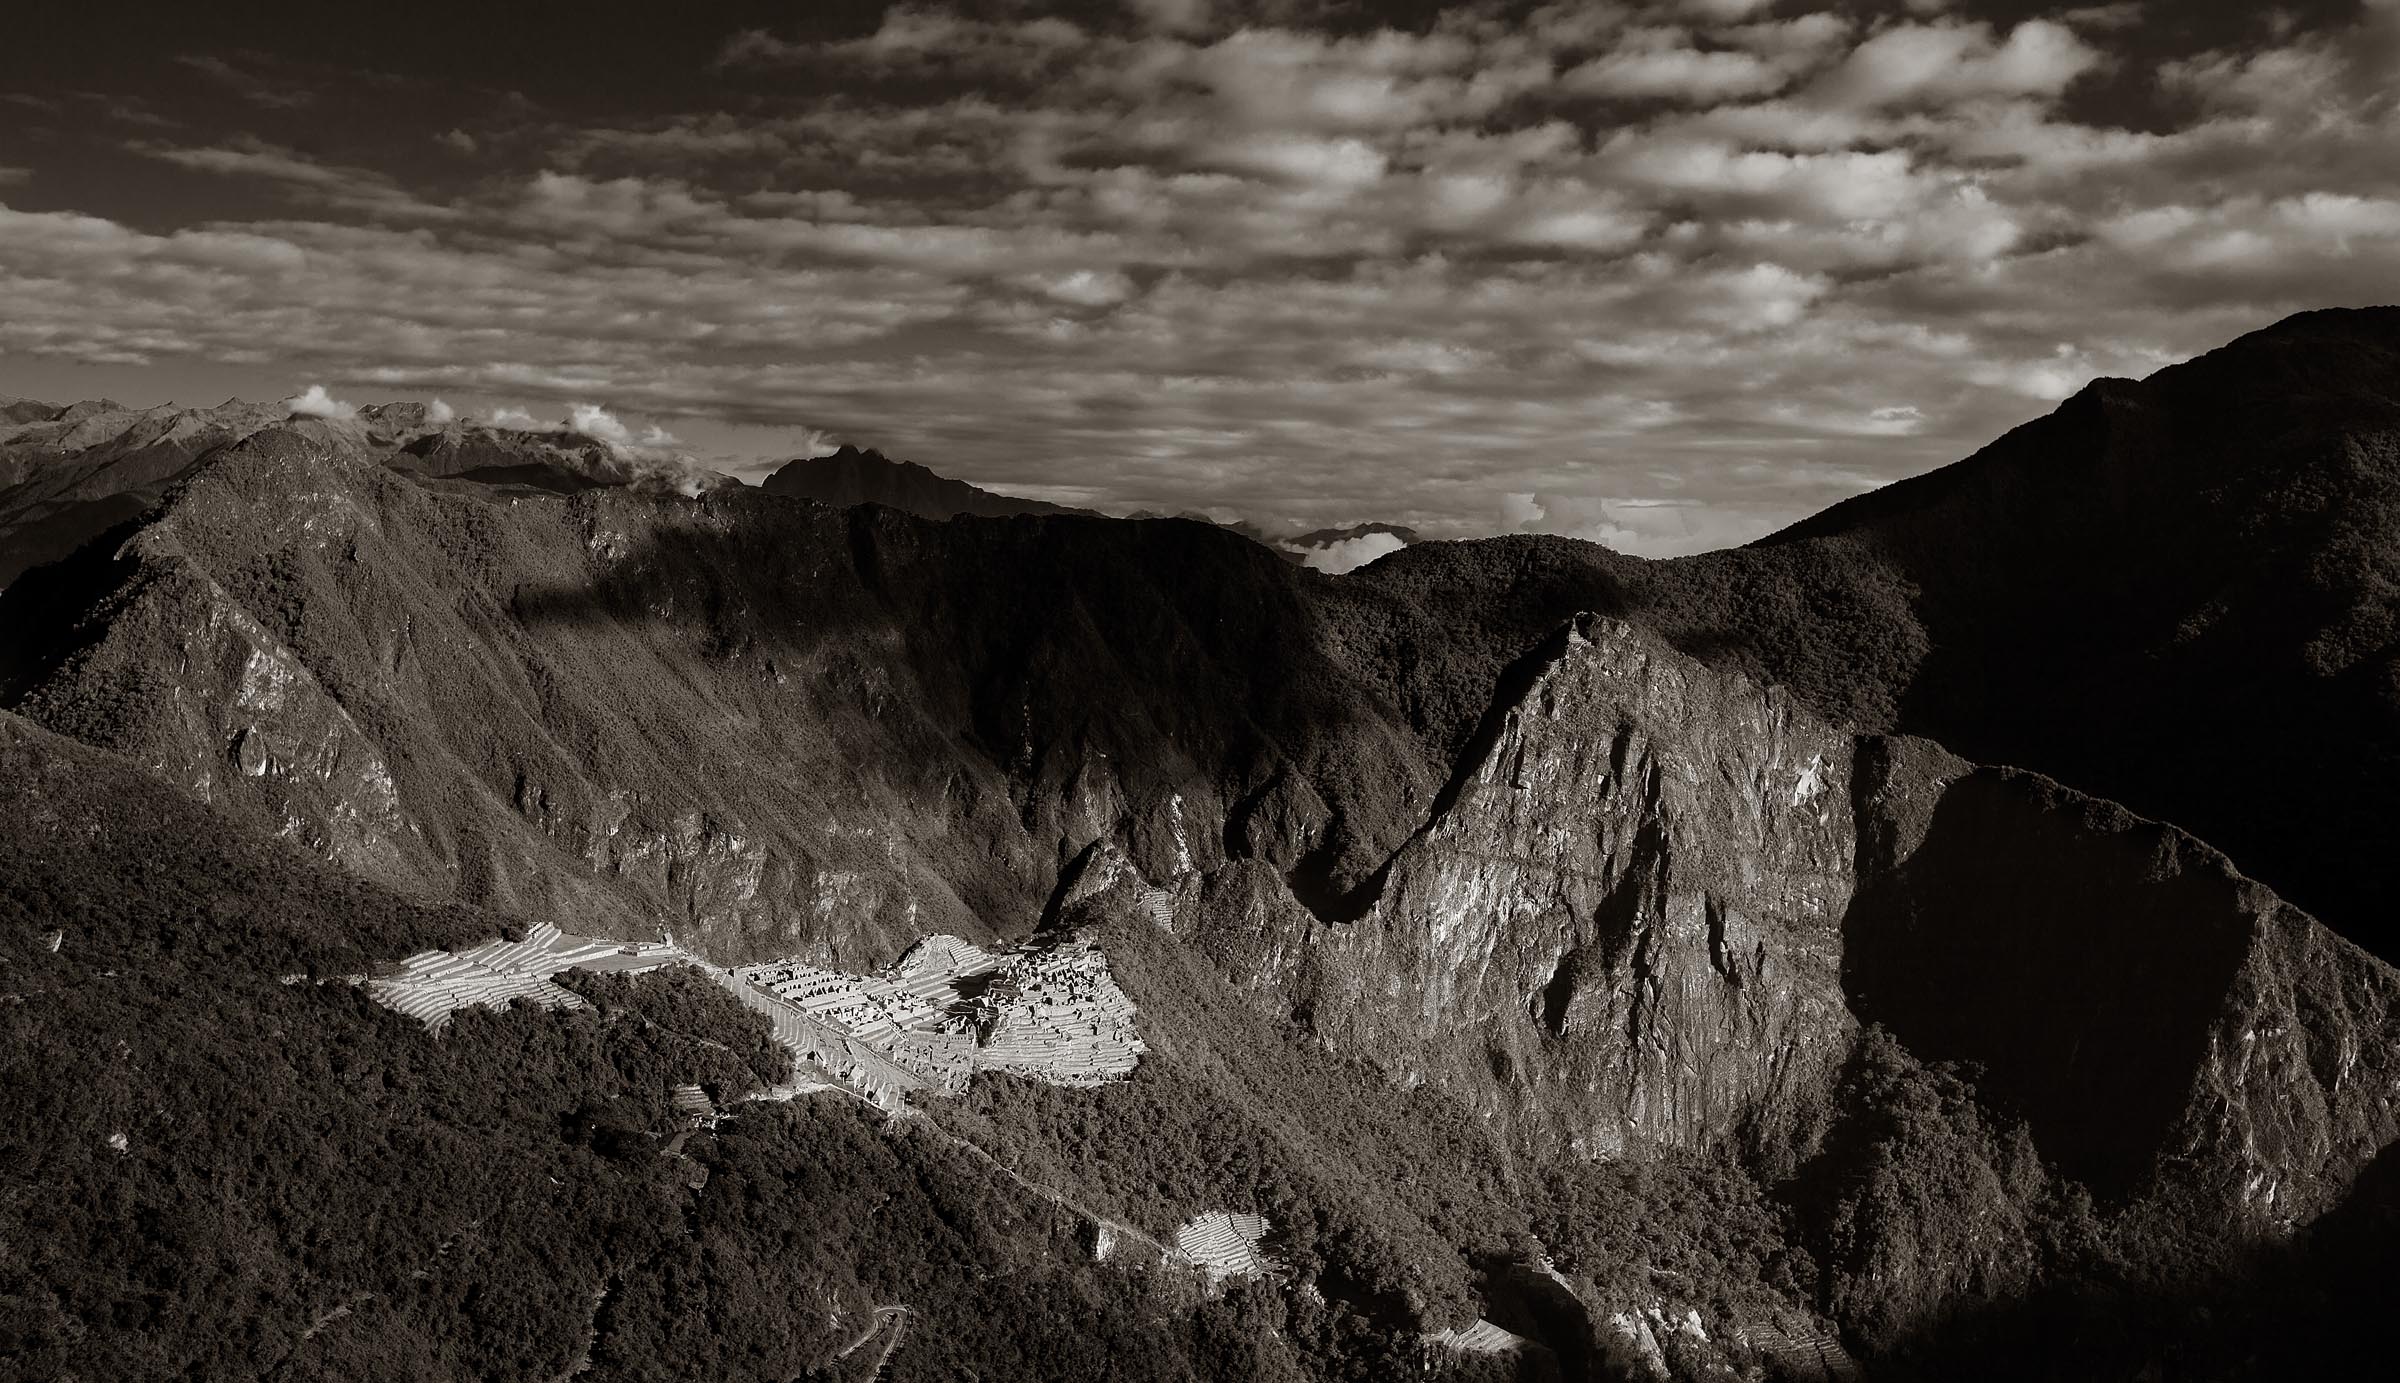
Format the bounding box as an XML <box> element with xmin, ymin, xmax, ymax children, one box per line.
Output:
<box><xmin>5</xmin><ymin>308</ymin><xmax>2400</xmax><ymax>1380</ymax></box>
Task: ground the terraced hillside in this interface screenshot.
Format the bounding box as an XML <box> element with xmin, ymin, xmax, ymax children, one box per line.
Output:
<box><xmin>1172</xmin><ymin>1211</ymin><xmax>1276</xmax><ymax>1288</ymax></box>
<box><xmin>361</xmin><ymin>922</ymin><xmax>1147</xmax><ymax>1112</ymax></box>
<box><xmin>362</xmin><ymin>922</ymin><xmax>680</xmax><ymax>1032</ymax></box>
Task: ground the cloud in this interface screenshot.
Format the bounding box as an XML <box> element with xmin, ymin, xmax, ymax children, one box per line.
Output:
<box><xmin>173</xmin><ymin>51</ymin><xmax>316</xmax><ymax>109</ymax></box>
<box><xmin>2060</xmin><ymin>4</ymin><xmax>2145</xmax><ymax>31</ymax></box>
<box><xmin>1298</xmin><ymin>530</ymin><xmax>1407</xmax><ymax>573</ymax></box>
<box><xmin>1811</xmin><ymin>19</ymin><xmax>2104</xmax><ymax>109</ymax></box>
<box><xmin>1599</xmin><ymin>137</ymin><xmax>1925</xmax><ymax>222</ymax></box>
<box><xmin>284</xmin><ymin>383</ymin><xmax>353</xmax><ymax>418</ymax></box>
<box><xmin>1565</xmin><ymin>37</ymin><xmax>1792</xmax><ymax>102</ymax></box>
<box><xmin>566</xmin><ymin>402</ymin><xmax>642</xmax><ymax>448</ymax></box>
<box><xmin>720</xmin><ymin>7</ymin><xmax>1085</xmax><ymax>77</ymax></box>
<box><xmin>1682</xmin><ymin>0</ymin><xmax>1779</xmax><ymax>18</ymax></box>
<box><xmin>425</xmin><ymin>397</ymin><xmax>455</xmax><ymax>424</ymax></box>
<box><xmin>1721</xmin><ymin>14</ymin><xmax>1855</xmax><ymax>61</ymax></box>
<box><xmin>487</xmin><ymin>406</ymin><xmax>541</xmax><ymax>430</ymax></box>
<box><xmin>132</xmin><ymin>136</ymin><xmax>449</xmax><ymax>221</ymax></box>
<box><xmin>1019</xmin><ymin>268</ymin><xmax>1137</xmax><ymax>306</ymax></box>
<box><xmin>1200</xmin><ymin>132</ymin><xmax>1389</xmax><ymax>187</ymax></box>
<box><xmin>5</xmin><ymin>3</ymin><xmax>2396</xmax><ymax>553</ymax></box>
<box><xmin>1498</xmin><ymin>188</ymin><xmax>1651</xmax><ymax>252</ymax></box>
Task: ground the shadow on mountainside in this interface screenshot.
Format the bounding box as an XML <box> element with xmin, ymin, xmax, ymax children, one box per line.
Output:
<box><xmin>0</xmin><ymin>515</ymin><xmax>149</xmax><ymax>705</ymax></box>
<box><xmin>509</xmin><ymin>496</ymin><xmax>1478</xmax><ymax>914</ymax></box>
<box><xmin>1838</xmin><ymin>755</ymin><xmax>2256</xmax><ymax>1199</ymax></box>
<box><xmin>1858</xmin><ymin>1137</ymin><xmax>2400</xmax><ymax>1382</ymax></box>
<box><xmin>1778</xmin><ymin>308</ymin><xmax>2400</xmax><ymax>965</ymax></box>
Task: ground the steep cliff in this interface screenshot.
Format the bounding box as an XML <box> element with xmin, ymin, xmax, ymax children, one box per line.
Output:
<box><xmin>1</xmin><ymin>426</ymin><xmax>1458</xmax><ymax>968</ymax></box>
<box><xmin>1185</xmin><ymin>615</ymin><xmax>1858</xmax><ymax>1164</ymax></box>
<box><xmin>1137</xmin><ymin>613</ymin><xmax>2398</xmax><ymax>1230</ymax></box>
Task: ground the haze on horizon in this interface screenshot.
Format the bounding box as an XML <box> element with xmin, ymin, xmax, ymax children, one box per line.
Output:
<box><xmin>3</xmin><ymin>0</ymin><xmax>2397</xmax><ymax>555</ymax></box>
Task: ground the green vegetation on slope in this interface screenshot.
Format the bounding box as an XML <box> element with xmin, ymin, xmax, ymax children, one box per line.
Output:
<box><xmin>0</xmin><ymin>717</ymin><xmax>1311</xmax><ymax>1381</ymax></box>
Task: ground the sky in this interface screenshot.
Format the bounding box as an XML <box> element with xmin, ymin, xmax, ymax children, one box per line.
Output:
<box><xmin>3</xmin><ymin>0</ymin><xmax>2397</xmax><ymax>554</ymax></box>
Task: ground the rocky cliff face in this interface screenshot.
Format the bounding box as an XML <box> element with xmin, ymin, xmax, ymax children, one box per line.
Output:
<box><xmin>1133</xmin><ymin>615</ymin><xmax>2399</xmax><ymax>1225</ymax></box>
<box><xmin>1183</xmin><ymin>615</ymin><xmax>1858</xmax><ymax>1162</ymax></box>
<box><xmin>3</xmin><ymin>430</ymin><xmax>1017</xmax><ymax>966</ymax></box>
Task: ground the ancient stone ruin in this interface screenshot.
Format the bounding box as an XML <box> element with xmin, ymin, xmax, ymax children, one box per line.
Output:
<box><xmin>362</xmin><ymin>922</ymin><xmax>679</xmax><ymax>1033</ymax></box>
<box><xmin>1171</xmin><ymin>1210</ymin><xmax>1275</xmax><ymax>1288</ymax></box>
<box><xmin>360</xmin><ymin>923</ymin><xmax>1144</xmax><ymax>1110</ymax></box>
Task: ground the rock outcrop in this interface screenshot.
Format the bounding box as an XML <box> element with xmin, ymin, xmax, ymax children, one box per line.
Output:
<box><xmin>1207</xmin><ymin>615</ymin><xmax>1858</xmax><ymax>1161</ymax></box>
<box><xmin>1147</xmin><ymin>614</ymin><xmax>2399</xmax><ymax>1224</ymax></box>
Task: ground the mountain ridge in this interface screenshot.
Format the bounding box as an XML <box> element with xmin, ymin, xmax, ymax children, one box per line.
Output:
<box><xmin>0</xmin><ymin>395</ymin><xmax>743</xmax><ymax>588</ymax></box>
<box><xmin>761</xmin><ymin>443</ymin><xmax>1097</xmax><ymax>520</ymax></box>
<box><xmin>7</xmin><ymin>306</ymin><xmax>2400</xmax><ymax>1380</ymax></box>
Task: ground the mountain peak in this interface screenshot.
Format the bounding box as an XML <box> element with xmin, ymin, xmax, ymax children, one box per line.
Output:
<box><xmin>761</xmin><ymin>445</ymin><xmax>1091</xmax><ymax>520</ymax></box>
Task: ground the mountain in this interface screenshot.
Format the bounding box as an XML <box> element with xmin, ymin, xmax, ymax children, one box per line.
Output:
<box><xmin>1117</xmin><ymin>512</ymin><xmax>1420</xmax><ymax>569</ymax></box>
<box><xmin>4</xmin><ymin>308</ymin><xmax>2399</xmax><ymax>1381</ymax></box>
<box><xmin>0</xmin><ymin>398</ymin><xmax>740</xmax><ymax>588</ymax></box>
<box><xmin>761</xmin><ymin>444</ymin><xmax>1095</xmax><ymax>519</ymax></box>
<box><xmin>1289</xmin><ymin>519</ymin><xmax>1419</xmax><ymax>550</ymax></box>
<box><xmin>0</xmin><ymin>396</ymin><xmax>287</xmax><ymax>587</ymax></box>
<box><xmin>1343</xmin><ymin>307</ymin><xmax>2400</xmax><ymax>963</ymax></box>
<box><xmin>762</xmin><ymin>447</ymin><xmax>1416</xmax><ymax>571</ymax></box>
<box><xmin>1752</xmin><ymin>306</ymin><xmax>2400</xmax><ymax>963</ymax></box>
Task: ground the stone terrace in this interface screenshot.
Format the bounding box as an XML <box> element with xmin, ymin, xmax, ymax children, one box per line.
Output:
<box><xmin>1172</xmin><ymin>1210</ymin><xmax>1275</xmax><ymax>1288</ymax></box>
<box><xmin>364</xmin><ymin>921</ymin><xmax>678</xmax><ymax>1034</ymax></box>
<box><xmin>361</xmin><ymin>925</ymin><xmax>1144</xmax><ymax>1110</ymax></box>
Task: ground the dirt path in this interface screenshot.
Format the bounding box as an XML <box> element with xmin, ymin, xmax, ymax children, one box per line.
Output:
<box><xmin>916</xmin><ymin>1120</ymin><xmax>1182</xmax><ymax>1263</ymax></box>
<box><xmin>827</xmin><ymin>1304</ymin><xmax>913</xmax><ymax>1380</ymax></box>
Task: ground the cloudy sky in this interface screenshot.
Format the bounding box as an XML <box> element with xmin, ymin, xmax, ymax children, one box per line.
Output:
<box><xmin>4</xmin><ymin>1</ymin><xmax>2397</xmax><ymax>552</ymax></box>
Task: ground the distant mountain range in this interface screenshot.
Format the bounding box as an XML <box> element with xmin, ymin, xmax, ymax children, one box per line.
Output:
<box><xmin>0</xmin><ymin>406</ymin><xmax>1420</xmax><ymax>586</ymax></box>
<box><xmin>0</xmin><ymin>396</ymin><xmax>737</xmax><ymax>587</ymax></box>
<box><xmin>761</xmin><ymin>444</ymin><xmax>1096</xmax><ymax>520</ymax></box>
<box><xmin>762</xmin><ymin>445</ymin><xmax>1416</xmax><ymax>569</ymax></box>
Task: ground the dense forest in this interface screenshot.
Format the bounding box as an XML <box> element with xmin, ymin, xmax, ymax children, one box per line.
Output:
<box><xmin>0</xmin><ymin>717</ymin><xmax>1329</xmax><ymax>1381</ymax></box>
